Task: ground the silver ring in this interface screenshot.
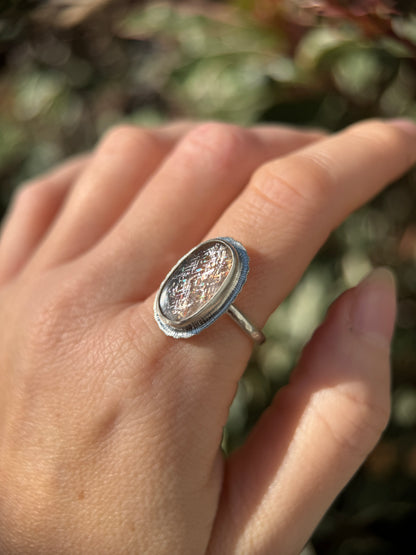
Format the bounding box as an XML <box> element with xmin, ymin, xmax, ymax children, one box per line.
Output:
<box><xmin>153</xmin><ymin>237</ymin><xmax>265</xmax><ymax>344</ymax></box>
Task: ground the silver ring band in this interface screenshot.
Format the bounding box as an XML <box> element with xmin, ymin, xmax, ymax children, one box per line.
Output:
<box><xmin>153</xmin><ymin>237</ymin><xmax>265</xmax><ymax>345</ymax></box>
<box><xmin>227</xmin><ymin>304</ymin><xmax>265</xmax><ymax>344</ymax></box>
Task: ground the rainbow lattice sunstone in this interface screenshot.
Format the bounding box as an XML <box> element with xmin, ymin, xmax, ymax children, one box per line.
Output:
<box><xmin>160</xmin><ymin>242</ymin><xmax>233</xmax><ymax>322</ymax></box>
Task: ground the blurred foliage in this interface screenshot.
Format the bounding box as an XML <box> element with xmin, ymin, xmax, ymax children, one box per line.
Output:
<box><xmin>1</xmin><ymin>1</ymin><xmax>416</xmax><ymax>553</ymax></box>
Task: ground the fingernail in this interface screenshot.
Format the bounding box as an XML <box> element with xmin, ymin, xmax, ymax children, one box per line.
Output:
<box><xmin>351</xmin><ymin>268</ymin><xmax>397</xmax><ymax>348</ymax></box>
<box><xmin>388</xmin><ymin>118</ymin><xmax>416</xmax><ymax>138</ymax></box>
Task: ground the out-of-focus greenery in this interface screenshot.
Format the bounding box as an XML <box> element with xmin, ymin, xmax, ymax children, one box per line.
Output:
<box><xmin>1</xmin><ymin>1</ymin><xmax>416</xmax><ymax>553</ymax></box>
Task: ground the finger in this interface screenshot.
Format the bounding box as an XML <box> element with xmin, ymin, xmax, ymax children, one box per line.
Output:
<box><xmin>89</xmin><ymin>123</ymin><xmax>324</xmax><ymax>299</ymax></box>
<box><xmin>0</xmin><ymin>155</ymin><xmax>88</xmax><ymax>284</ymax></box>
<box><xmin>30</xmin><ymin>123</ymin><xmax>201</xmax><ymax>270</ymax></box>
<box><xmin>208</xmin><ymin>269</ymin><xmax>395</xmax><ymax>554</ymax></box>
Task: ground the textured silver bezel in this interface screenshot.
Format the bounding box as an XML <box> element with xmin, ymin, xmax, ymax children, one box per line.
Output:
<box><xmin>154</xmin><ymin>237</ymin><xmax>249</xmax><ymax>339</ymax></box>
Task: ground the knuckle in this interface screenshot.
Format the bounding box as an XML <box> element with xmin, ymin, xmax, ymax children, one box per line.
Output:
<box><xmin>181</xmin><ymin>122</ymin><xmax>249</xmax><ymax>169</ymax></box>
<box><xmin>349</xmin><ymin>120</ymin><xmax>413</xmax><ymax>165</ymax></box>
<box><xmin>292</xmin><ymin>150</ymin><xmax>335</xmax><ymax>201</ymax></box>
<box><xmin>248</xmin><ymin>156</ymin><xmax>327</xmax><ymax>219</ymax></box>
<box><xmin>99</xmin><ymin>124</ymin><xmax>160</xmax><ymax>157</ymax></box>
<box><xmin>12</xmin><ymin>179</ymin><xmax>54</xmax><ymax>211</ymax></box>
<box><xmin>253</xmin><ymin>161</ymin><xmax>308</xmax><ymax>204</ymax></box>
<box><xmin>350</xmin><ymin>119</ymin><xmax>397</xmax><ymax>145</ymax></box>
<box><xmin>311</xmin><ymin>388</ymin><xmax>390</xmax><ymax>461</ymax></box>
<box><xmin>19</xmin><ymin>278</ymin><xmax>91</xmax><ymax>362</ymax></box>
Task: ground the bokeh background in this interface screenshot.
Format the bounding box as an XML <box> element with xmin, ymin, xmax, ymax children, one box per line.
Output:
<box><xmin>1</xmin><ymin>1</ymin><xmax>416</xmax><ymax>553</ymax></box>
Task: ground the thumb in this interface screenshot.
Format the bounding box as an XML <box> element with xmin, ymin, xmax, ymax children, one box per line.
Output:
<box><xmin>209</xmin><ymin>268</ymin><xmax>396</xmax><ymax>555</ymax></box>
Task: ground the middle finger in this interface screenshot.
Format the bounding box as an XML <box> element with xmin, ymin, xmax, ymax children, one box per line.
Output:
<box><xmin>89</xmin><ymin>123</ymin><xmax>324</xmax><ymax>300</ymax></box>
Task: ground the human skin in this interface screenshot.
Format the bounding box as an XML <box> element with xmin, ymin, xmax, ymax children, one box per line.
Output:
<box><xmin>0</xmin><ymin>119</ymin><xmax>415</xmax><ymax>554</ymax></box>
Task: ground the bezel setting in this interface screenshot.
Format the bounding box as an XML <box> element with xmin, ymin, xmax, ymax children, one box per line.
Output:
<box><xmin>154</xmin><ymin>237</ymin><xmax>249</xmax><ymax>339</ymax></box>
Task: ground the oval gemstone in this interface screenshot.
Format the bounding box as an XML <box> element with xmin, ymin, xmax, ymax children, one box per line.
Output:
<box><xmin>159</xmin><ymin>241</ymin><xmax>233</xmax><ymax>322</ymax></box>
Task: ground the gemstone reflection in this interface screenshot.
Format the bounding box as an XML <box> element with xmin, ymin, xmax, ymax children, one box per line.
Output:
<box><xmin>160</xmin><ymin>242</ymin><xmax>233</xmax><ymax>321</ymax></box>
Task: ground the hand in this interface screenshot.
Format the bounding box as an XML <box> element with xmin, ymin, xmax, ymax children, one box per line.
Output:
<box><xmin>0</xmin><ymin>120</ymin><xmax>414</xmax><ymax>554</ymax></box>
